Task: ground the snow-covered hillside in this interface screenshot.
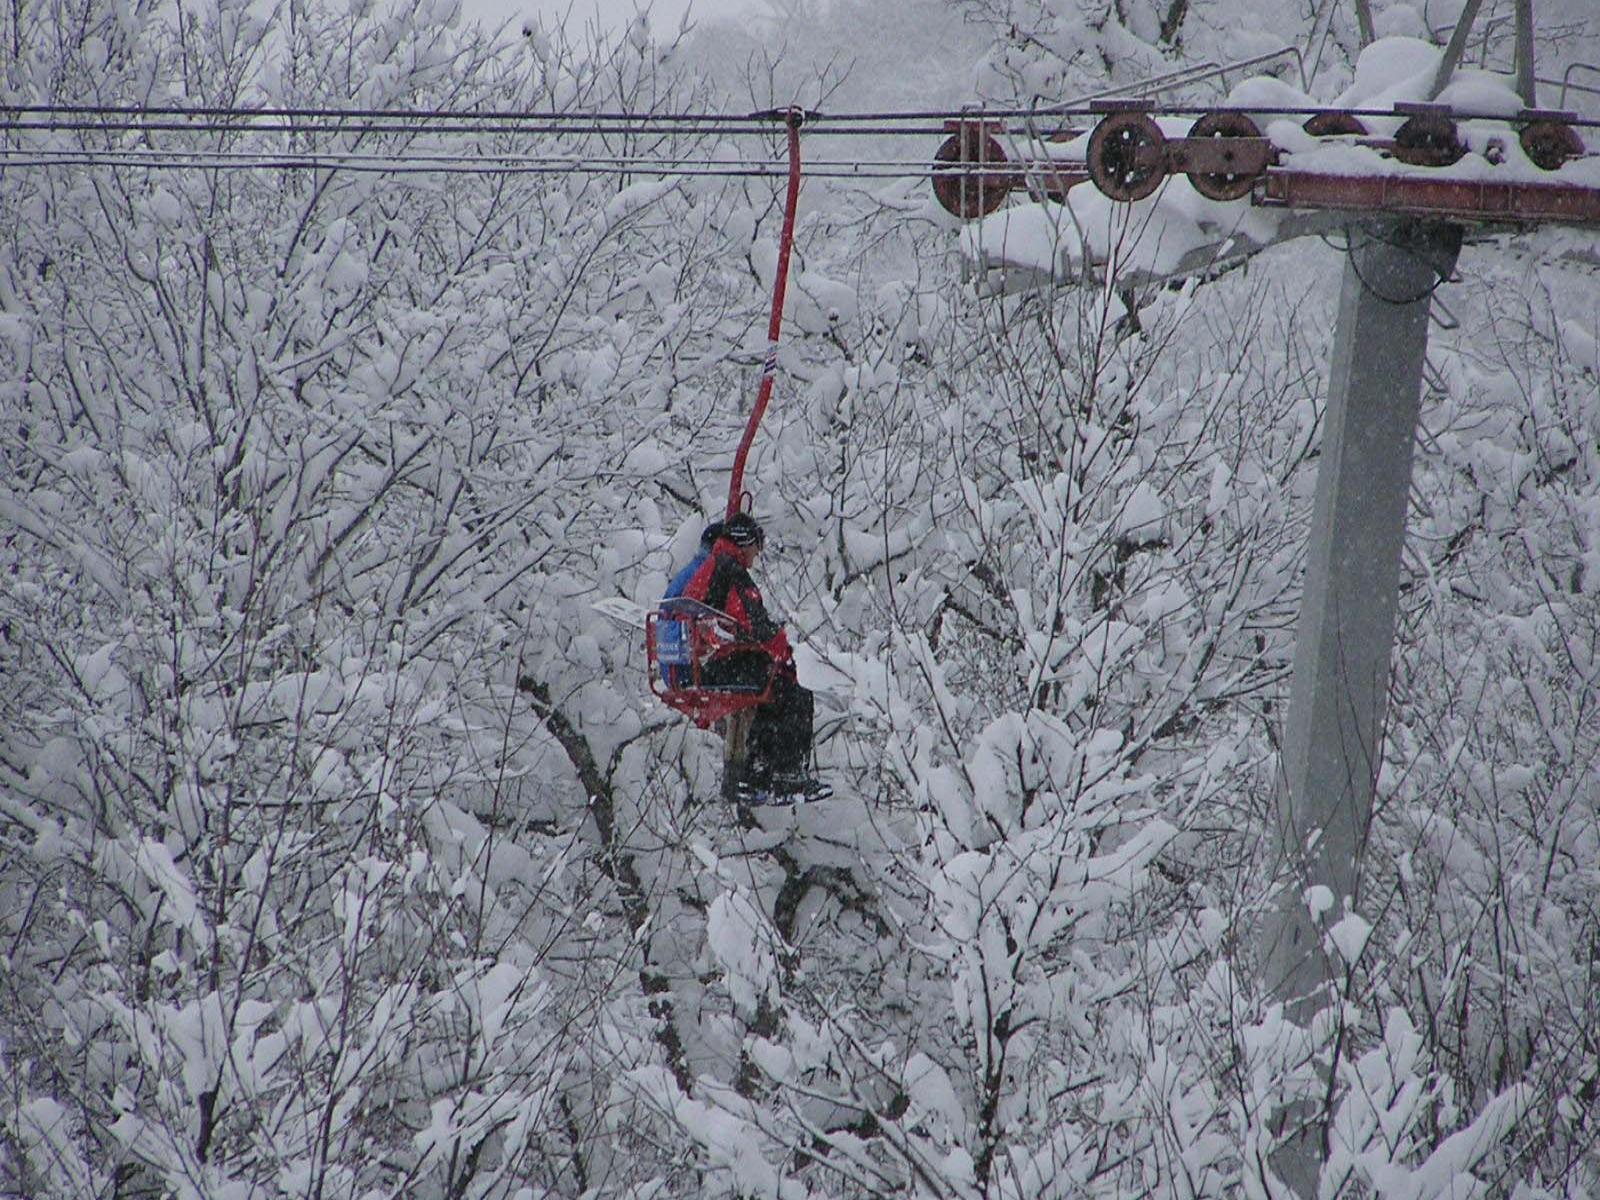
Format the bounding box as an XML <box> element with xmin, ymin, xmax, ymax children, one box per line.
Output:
<box><xmin>2</xmin><ymin>0</ymin><xmax>1598</xmax><ymax>1197</ymax></box>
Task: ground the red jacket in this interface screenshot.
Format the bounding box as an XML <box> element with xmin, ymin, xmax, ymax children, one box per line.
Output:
<box><xmin>681</xmin><ymin>538</ymin><xmax>792</xmax><ymax>663</ymax></box>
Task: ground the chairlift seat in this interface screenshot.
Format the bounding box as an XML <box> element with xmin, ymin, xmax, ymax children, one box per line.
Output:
<box><xmin>647</xmin><ymin>598</ymin><xmax>777</xmax><ymax>728</ymax></box>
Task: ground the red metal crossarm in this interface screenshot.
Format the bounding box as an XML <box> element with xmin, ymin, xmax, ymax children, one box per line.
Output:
<box><xmin>1256</xmin><ymin>168</ymin><xmax>1600</xmax><ymax>227</ymax></box>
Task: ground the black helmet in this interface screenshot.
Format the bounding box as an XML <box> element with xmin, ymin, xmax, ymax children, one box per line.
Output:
<box><xmin>698</xmin><ymin>520</ymin><xmax>725</xmax><ymax>547</ymax></box>
<box><xmin>723</xmin><ymin>513</ymin><xmax>764</xmax><ymax>547</ymax></box>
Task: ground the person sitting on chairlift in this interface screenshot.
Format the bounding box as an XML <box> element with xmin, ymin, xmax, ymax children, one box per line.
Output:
<box><xmin>679</xmin><ymin>513</ymin><xmax>830</xmax><ymax>803</ymax></box>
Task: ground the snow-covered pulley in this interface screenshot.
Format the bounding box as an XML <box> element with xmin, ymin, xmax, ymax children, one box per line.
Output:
<box><xmin>1086</xmin><ymin>111</ymin><xmax>1168</xmax><ymax>202</ymax></box>
<box><xmin>1519</xmin><ymin>114</ymin><xmax>1585</xmax><ymax>170</ymax></box>
<box><xmin>932</xmin><ymin>121</ymin><xmax>1012</xmax><ymax>219</ymax></box>
<box><xmin>1182</xmin><ymin>111</ymin><xmax>1267</xmax><ymax>201</ymax></box>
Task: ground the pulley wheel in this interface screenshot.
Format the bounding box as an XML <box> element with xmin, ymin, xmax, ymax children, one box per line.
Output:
<box><xmin>1303</xmin><ymin>112</ymin><xmax>1368</xmax><ymax>138</ymax></box>
<box><xmin>1519</xmin><ymin>119</ymin><xmax>1585</xmax><ymax>171</ymax></box>
<box><xmin>1086</xmin><ymin>111</ymin><xmax>1167</xmax><ymax>202</ymax></box>
<box><xmin>1185</xmin><ymin>110</ymin><xmax>1264</xmax><ymax>201</ymax></box>
<box><xmin>1392</xmin><ymin>112</ymin><xmax>1464</xmax><ymax>166</ymax></box>
<box><xmin>932</xmin><ymin>127</ymin><xmax>1011</xmax><ymax>219</ymax></box>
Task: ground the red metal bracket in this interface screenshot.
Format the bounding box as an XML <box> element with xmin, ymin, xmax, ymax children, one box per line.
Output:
<box><xmin>1256</xmin><ymin>169</ymin><xmax>1600</xmax><ymax>226</ymax></box>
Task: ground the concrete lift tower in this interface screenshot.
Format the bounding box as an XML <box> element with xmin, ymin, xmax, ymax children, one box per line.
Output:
<box><xmin>932</xmin><ymin>2</ymin><xmax>1599</xmax><ymax>1190</ymax></box>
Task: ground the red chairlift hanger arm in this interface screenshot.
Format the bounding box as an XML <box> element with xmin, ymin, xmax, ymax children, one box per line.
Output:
<box><xmin>726</xmin><ymin>107</ymin><xmax>806</xmax><ymax>521</ymax></box>
<box><xmin>646</xmin><ymin>111</ymin><xmax>802</xmax><ymax>729</ymax></box>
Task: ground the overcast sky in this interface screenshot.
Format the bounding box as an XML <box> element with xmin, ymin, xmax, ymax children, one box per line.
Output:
<box><xmin>460</xmin><ymin>0</ymin><xmax>755</xmax><ymax>40</ymax></box>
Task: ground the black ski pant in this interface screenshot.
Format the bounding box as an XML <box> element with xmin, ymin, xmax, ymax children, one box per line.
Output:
<box><xmin>702</xmin><ymin>653</ymin><xmax>814</xmax><ymax>779</ymax></box>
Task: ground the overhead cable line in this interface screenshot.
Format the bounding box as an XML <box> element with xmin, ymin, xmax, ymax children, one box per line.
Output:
<box><xmin>0</xmin><ymin>148</ymin><xmax>961</xmax><ymax>171</ymax></box>
<box><xmin>0</xmin><ymin>119</ymin><xmax>955</xmax><ymax>138</ymax></box>
<box><xmin>0</xmin><ymin>150</ymin><xmax>957</xmax><ymax>179</ymax></box>
<box><xmin>5</xmin><ymin>102</ymin><xmax>1595</xmax><ymax>138</ymax></box>
<box><xmin>8</xmin><ymin>101</ymin><xmax>990</xmax><ymax>122</ymax></box>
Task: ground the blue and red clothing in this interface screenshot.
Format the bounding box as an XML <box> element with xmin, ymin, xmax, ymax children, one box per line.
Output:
<box><xmin>659</xmin><ymin>522</ymin><xmax>725</xmax><ymax>687</ymax></box>
<box><xmin>664</xmin><ymin>551</ymin><xmax>708</xmax><ymax>602</ymax></box>
<box><xmin>679</xmin><ymin>536</ymin><xmax>811</xmax><ymax>783</ymax></box>
<box><xmin>680</xmin><ymin>537</ymin><xmax>792</xmax><ymax>666</ymax></box>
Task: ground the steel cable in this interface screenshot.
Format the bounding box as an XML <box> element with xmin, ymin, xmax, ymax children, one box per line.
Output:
<box><xmin>0</xmin><ymin>149</ymin><xmax>1005</xmax><ymax>179</ymax></box>
<box><xmin>4</xmin><ymin>101</ymin><xmax>1594</xmax><ymax>140</ymax></box>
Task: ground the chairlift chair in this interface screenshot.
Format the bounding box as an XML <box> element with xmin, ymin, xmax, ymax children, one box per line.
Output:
<box><xmin>646</xmin><ymin>597</ymin><xmax>777</xmax><ymax>729</ymax></box>
<box><xmin>645</xmin><ymin>109</ymin><xmax>802</xmax><ymax>732</ymax></box>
